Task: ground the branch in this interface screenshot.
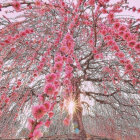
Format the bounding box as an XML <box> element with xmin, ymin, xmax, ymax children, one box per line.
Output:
<box><xmin>1</xmin><ymin>1</ymin><xmax>34</xmax><ymax>8</ymax></box>
<box><xmin>82</xmin><ymin>91</ymin><xmax>118</xmax><ymax>97</ymax></box>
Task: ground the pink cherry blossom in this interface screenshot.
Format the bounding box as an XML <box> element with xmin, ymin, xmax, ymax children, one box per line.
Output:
<box><xmin>55</xmin><ymin>55</ymin><xmax>63</xmax><ymax>62</ymax></box>
<box><xmin>35</xmin><ymin>0</ymin><xmax>42</xmax><ymax>7</ymax></box>
<box><xmin>128</xmin><ymin>40</ymin><xmax>136</xmax><ymax>48</ymax></box>
<box><xmin>119</xmin><ymin>25</ymin><xmax>127</xmax><ymax>32</ymax></box>
<box><xmin>63</xmin><ymin>117</ymin><xmax>70</xmax><ymax>126</ymax></box>
<box><xmin>125</xmin><ymin>63</ymin><xmax>133</xmax><ymax>71</ymax></box>
<box><xmin>119</xmin><ymin>31</ymin><xmax>124</xmax><ymax>36</ymax></box>
<box><xmin>54</xmin><ymin>62</ymin><xmax>63</xmax><ymax>71</ymax></box>
<box><xmin>12</xmin><ymin>1</ymin><xmax>21</xmax><ymax>11</ymax></box>
<box><xmin>33</xmin><ymin>129</ymin><xmax>43</xmax><ymax>140</ymax></box>
<box><xmin>88</xmin><ymin>0</ymin><xmax>95</xmax><ymax>6</ymax></box>
<box><xmin>113</xmin><ymin>22</ymin><xmax>120</xmax><ymax>30</ymax></box>
<box><xmin>64</xmin><ymin>33</ymin><xmax>72</xmax><ymax>40</ymax></box>
<box><xmin>134</xmin><ymin>43</ymin><xmax>140</xmax><ymax>52</ymax></box>
<box><xmin>45</xmin><ymin>119</ymin><xmax>51</xmax><ymax>128</ymax></box>
<box><xmin>44</xmin><ymin>83</ymin><xmax>56</xmax><ymax>95</ymax></box>
<box><xmin>5</xmin><ymin>97</ymin><xmax>10</xmax><ymax>104</ymax></box>
<box><xmin>118</xmin><ymin>52</ymin><xmax>125</xmax><ymax>58</ymax></box>
<box><xmin>32</xmin><ymin>105</ymin><xmax>46</xmax><ymax>120</ymax></box>
<box><xmin>48</xmin><ymin>111</ymin><xmax>54</xmax><ymax>118</ymax></box>
<box><xmin>45</xmin><ymin>73</ymin><xmax>56</xmax><ymax>83</ymax></box>
<box><xmin>60</xmin><ymin>46</ymin><xmax>68</xmax><ymax>54</ymax></box>
<box><xmin>27</xmin><ymin>118</ymin><xmax>35</xmax><ymax>131</ymax></box>
<box><xmin>44</xmin><ymin>101</ymin><xmax>51</xmax><ymax>112</ymax></box>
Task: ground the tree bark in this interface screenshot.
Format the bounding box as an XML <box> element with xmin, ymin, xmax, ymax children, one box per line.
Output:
<box><xmin>73</xmin><ymin>106</ymin><xmax>87</xmax><ymax>140</ymax></box>
<box><xmin>72</xmin><ymin>79</ymin><xmax>87</xmax><ymax>140</ymax></box>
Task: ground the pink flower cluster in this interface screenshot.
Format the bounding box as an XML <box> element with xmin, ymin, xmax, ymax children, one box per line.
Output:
<box><xmin>60</xmin><ymin>33</ymin><xmax>75</xmax><ymax>55</ymax></box>
<box><xmin>30</xmin><ymin>100</ymin><xmax>54</xmax><ymax>138</ymax></box>
<box><xmin>0</xmin><ymin>28</ymin><xmax>33</xmax><ymax>49</ymax></box>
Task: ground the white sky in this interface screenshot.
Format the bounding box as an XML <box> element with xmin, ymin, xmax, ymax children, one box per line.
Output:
<box><xmin>0</xmin><ymin>0</ymin><xmax>139</xmax><ymax>19</ymax></box>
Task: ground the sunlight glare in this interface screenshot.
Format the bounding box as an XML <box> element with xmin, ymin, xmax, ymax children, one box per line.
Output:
<box><xmin>68</xmin><ymin>100</ymin><xmax>75</xmax><ymax>115</ymax></box>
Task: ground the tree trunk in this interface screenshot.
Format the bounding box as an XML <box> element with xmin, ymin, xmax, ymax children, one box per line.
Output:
<box><xmin>72</xmin><ymin>79</ymin><xmax>87</xmax><ymax>140</ymax></box>
<box><xmin>73</xmin><ymin>105</ymin><xmax>87</xmax><ymax>140</ymax></box>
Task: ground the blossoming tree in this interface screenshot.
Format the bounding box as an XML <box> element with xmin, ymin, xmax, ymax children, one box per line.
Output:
<box><xmin>0</xmin><ymin>0</ymin><xmax>140</xmax><ymax>139</ymax></box>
